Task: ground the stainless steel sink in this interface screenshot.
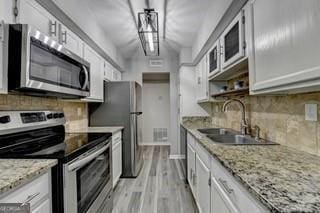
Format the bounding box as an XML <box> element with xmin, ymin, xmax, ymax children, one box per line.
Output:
<box><xmin>197</xmin><ymin>128</ymin><xmax>237</xmax><ymax>135</ymax></box>
<box><xmin>207</xmin><ymin>134</ymin><xmax>278</xmax><ymax>145</ymax></box>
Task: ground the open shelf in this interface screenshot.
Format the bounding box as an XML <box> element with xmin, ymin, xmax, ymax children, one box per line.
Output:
<box><xmin>211</xmin><ymin>87</ymin><xmax>249</xmax><ymax>98</ymax></box>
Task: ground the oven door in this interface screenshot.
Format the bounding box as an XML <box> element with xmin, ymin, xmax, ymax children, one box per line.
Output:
<box><xmin>63</xmin><ymin>141</ymin><xmax>112</xmax><ymax>213</ymax></box>
<box><xmin>8</xmin><ymin>24</ymin><xmax>90</xmax><ymax>97</ymax></box>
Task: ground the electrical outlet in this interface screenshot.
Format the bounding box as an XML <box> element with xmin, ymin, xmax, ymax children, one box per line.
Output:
<box><xmin>305</xmin><ymin>103</ymin><xmax>317</xmax><ymax>121</ymax></box>
<box><xmin>77</xmin><ymin>107</ymin><xmax>82</xmax><ymax>116</ymax></box>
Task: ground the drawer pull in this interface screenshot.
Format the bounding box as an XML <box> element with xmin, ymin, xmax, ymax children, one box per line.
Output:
<box><xmin>218</xmin><ymin>178</ymin><xmax>234</xmax><ymax>194</ymax></box>
<box><xmin>21</xmin><ymin>192</ymin><xmax>40</xmax><ymax>206</ymax></box>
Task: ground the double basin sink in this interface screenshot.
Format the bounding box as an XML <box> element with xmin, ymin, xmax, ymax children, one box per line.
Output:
<box><xmin>198</xmin><ymin>128</ymin><xmax>278</xmax><ymax>145</ymax></box>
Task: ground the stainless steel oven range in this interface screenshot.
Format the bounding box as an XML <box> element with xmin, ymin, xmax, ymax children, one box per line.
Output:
<box><xmin>5</xmin><ymin>24</ymin><xmax>90</xmax><ymax>98</ymax></box>
<box><xmin>0</xmin><ymin>110</ymin><xmax>113</xmax><ymax>213</ymax></box>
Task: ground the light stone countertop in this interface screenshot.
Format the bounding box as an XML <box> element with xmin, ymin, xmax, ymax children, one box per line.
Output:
<box><xmin>182</xmin><ymin>117</ymin><xmax>320</xmax><ymax>213</ymax></box>
<box><xmin>68</xmin><ymin>126</ymin><xmax>124</xmax><ymax>134</ymax></box>
<box><xmin>0</xmin><ymin>159</ymin><xmax>57</xmax><ymax>195</ymax></box>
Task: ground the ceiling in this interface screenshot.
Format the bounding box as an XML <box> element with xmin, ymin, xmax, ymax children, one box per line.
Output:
<box><xmin>82</xmin><ymin>0</ymin><xmax>212</xmax><ymax>58</ymax></box>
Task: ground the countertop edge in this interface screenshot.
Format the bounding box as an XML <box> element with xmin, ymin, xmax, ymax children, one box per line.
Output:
<box><xmin>0</xmin><ymin>159</ymin><xmax>58</xmax><ymax>195</ymax></box>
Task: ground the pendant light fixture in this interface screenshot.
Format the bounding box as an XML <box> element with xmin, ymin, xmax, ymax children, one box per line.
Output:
<box><xmin>138</xmin><ymin>8</ymin><xmax>159</xmax><ymax>56</ymax></box>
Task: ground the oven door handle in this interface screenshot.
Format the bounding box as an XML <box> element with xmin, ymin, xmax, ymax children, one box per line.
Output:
<box><xmin>68</xmin><ymin>143</ymin><xmax>109</xmax><ymax>171</ymax></box>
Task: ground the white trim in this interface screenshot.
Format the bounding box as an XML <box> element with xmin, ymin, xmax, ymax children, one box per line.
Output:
<box><xmin>169</xmin><ymin>154</ymin><xmax>186</xmax><ymax>159</ymax></box>
<box><xmin>139</xmin><ymin>142</ymin><xmax>171</xmax><ymax>146</ymax></box>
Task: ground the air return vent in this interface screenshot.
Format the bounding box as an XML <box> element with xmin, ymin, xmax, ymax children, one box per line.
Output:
<box><xmin>149</xmin><ymin>59</ymin><xmax>164</xmax><ymax>67</ymax></box>
<box><xmin>153</xmin><ymin>128</ymin><xmax>168</xmax><ymax>142</ymax></box>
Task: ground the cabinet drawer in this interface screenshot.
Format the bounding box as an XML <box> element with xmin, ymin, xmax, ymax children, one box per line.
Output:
<box><xmin>0</xmin><ymin>172</ymin><xmax>50</xmax><ymax>208</ymax></box>
<box><xmin>112</xmin><ymin>131</ymin><xmax>122</xmax><ymax>147</ymax></box>
<box><xmin>187</xmin><ymin>133</ymin><xmax>196</xmax><ymax>149</ymax></box>
<box><xmin>211</xmin><ymin>158</ymin><xmax>268</xmax><ymax>213</ymax></box>
<box><xmin>195</xmin><ymin>143</ymin><xmax>210</xmax><ymax>168</ymax></box>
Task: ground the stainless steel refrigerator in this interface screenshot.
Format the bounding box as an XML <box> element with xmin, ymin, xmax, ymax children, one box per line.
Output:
<box><xmin>89</xmin><ymin>81</ymin><xmax>143</xmax><ymax>177</ymax></box>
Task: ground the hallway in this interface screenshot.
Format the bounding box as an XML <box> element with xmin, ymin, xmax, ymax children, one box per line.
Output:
<box><xmin>112</xmin><ymin>146</ymin><xmax>198</xmax><ymax>213</ymax></box>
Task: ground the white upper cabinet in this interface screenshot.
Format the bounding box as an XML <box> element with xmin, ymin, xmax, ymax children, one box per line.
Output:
<box><xmin>82</xmin><ymin>44</ymin><xmax>104</xmax><ymax>102</ymax></box>
<box><xmin>221</xmin><ymin>9</ymin><xmax>246</xmax><ymax>70</ymax></box>
<box><xmin>208</xmin><ymin>39</ymin><xmax>221</xmax><ymax>79</ymax></box>
<box><xmin>196</xmin><ymin>55</ymin><xmax>209</xmax><ymax>102</ymax></box>
<box><xmin>103</xmin><ymin>61</ymin><xmax>113</xmax><ymax>81</ymax></box>
<box><xmin>17</xmin><ymin>0</ymin><xmax>60</xmax><ymax>42</ymax></box>
<box><xmin>112</xmin><ymin>69</ymin><xmax>122</xmax><ymax>81</ymax></box>
<box><xmin>59</xmin><ymin>25</ymin><xmax>83</xmax><ymax>57</ymax></box>
<box><xmin>249</xmin><ymin>0</ymin><xmax>320</xmax><ymax>94</ymax></box>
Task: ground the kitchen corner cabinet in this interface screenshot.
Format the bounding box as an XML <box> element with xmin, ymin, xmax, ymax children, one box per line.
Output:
<box><xmin>0</xmin><ymin>172</ymin><xmax>52</xmax><ymax>213</ymax></box>
<box><xmin>249</xmin><ymin>0</ymin><xmax>320</xmax><ymax>95</ymax></box>
<box><xmin>112</xmin><ymin>131</ymin><xmax>122</xmax><ymax>188</ymax></box>
<box><xmin>82</xmin><ymin>44</ymin><xmax>104</xmax><ymax>102</ymax></box>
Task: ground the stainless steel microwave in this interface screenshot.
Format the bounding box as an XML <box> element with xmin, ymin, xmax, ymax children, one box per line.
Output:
<box><xmin>7</xmin><ymin>24</ymin><xmax>90</xmax><ymax>98</ymax></box>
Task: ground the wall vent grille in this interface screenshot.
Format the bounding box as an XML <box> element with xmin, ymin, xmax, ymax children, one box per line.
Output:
<box><xmin>149</xmin><ymin>59</ymin><xmax>164</xmax><ymax>67</ymax></box>
<box><xmin>153</xmin><ymin>128</ymin><xmax>168</xmax><ymax>142</ymax></box>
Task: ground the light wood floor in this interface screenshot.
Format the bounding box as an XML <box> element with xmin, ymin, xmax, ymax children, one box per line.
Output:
<box><xmin>112</xmin><ymin>146</ymin><xmax>198</xmax><ymax>213</ymax></box>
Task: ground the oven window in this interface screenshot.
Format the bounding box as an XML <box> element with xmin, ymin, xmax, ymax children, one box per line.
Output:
<box><xmin>76</xmin><ymin>149</ymin><xmax>110</xmax><ymax>213</ymax></box>
<box><xmin>29</xmin><ymin>38</ymin><xmax>89</xmax><ymax>91</ymax></box>
<box><xmin>224</xmin><ymin>22</ymin><xmax>239</xmax><ymax>62</ymax></box>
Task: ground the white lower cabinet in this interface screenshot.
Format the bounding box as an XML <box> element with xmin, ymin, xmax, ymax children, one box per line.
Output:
<box><xmin>0</xmin><ymin>172</ymin><xmax>52</xmax><ymax>213</ymax></box>
<box><xmin>196</xmin><ymin>154</ymin><xmax>211</xmax><ymax>213</ymax></box>
<box><xmin>112</xmin><ymin>131</ymin><xmax>122</xmax><ymax>188</ymax></box>
<box><xmin>187</xmin><ymin>132</ymin><xmax>269</xmax><ymax>213</ymax></box>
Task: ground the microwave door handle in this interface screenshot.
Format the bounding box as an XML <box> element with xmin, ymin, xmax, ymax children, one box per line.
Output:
<box><xmin>68</xmin><ymin>143</ymin><xmax>109</xmax><ymax>171</ymax></box>
<box><xmin>81</xmin><ymin>65</ymin><xmax>89</xmax><ymax>90</ymax></box>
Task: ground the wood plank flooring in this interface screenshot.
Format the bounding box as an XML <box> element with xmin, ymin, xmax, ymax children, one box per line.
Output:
<box><xmin>112</xmin><ymin>146</ymin><xmax>198</xmax><ymax>213</ymax></box>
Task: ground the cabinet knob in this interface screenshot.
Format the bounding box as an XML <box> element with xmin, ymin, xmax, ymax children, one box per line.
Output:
<box><xmin>0</xmin><ymin>115</ymin><xmax>10</xmax><ymax>124</ymax></box>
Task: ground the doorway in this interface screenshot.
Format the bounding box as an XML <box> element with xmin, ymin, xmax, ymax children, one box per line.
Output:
<box><xmin>141</xmin><ymin>73</ymin><xmax>170</xmax><ymax>145</ymax></box>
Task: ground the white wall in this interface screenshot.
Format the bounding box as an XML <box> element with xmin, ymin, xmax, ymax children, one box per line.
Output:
<box><xmin>192</xmin><ymin>0</ymin><xmax>233</xmax><ymax>60</ymax></box>
<box><xmin>52</xmin><ymin>0</ymin><xmax>124</xmax><ymax>68</ymax></box>
<box><xmin>123</xmin><ymin>45</ymin><xmax>180</xmax><ymax>155</ymax></box>
<box><xmin>142</xmin><ymin>82</ymin><xmax>170</xmax><ymax>144</ymax></box>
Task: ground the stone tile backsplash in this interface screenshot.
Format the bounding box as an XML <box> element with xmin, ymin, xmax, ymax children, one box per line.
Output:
<box><xmin>0</xmin><ymin>94</ymin><xmax>88</xmax><ymax>132</ymax></box>
<box><xmin>210</xmin><ymin>93</ymin><xmax>320</xmax><ymax>156</ymax></box>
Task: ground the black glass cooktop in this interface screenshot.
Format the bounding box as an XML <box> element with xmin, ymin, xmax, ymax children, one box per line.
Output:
<box><xmin>0</xmin><ymin>125</ymin><xmax>111</xmax><ymax>162</ymax></box>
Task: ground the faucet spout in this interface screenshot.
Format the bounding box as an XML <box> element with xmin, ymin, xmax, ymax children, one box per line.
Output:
<box><xmin>222</xmin><ymin>99</ymin><xmax>249</xmax><ymax>135</ymax></box>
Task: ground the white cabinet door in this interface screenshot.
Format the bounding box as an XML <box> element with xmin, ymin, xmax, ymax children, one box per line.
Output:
<box><xmin>187</xmin><ymin>143</ymin><xmax>196</xmax><ymax>196</ymax></box>
<box><xmin>60</xmin><ymin>25</ymin><xmax>83</xmax><ymax>58</ymax></box>
<box><xmin>196</xmin><ymin>56</ymin><xmax>209</xmax><ymax>101</ymax></box>
<box><xmin>208</xmin><ymin>40</ymin><xmax>221</xmax><ymax>79</ymax></box>
<box><xmin>82</xmin><ymin>44</ymin><xmax>104</xmax><ymax>102</ymax></box>
<box><xmin>104</xmin><ymin>61</ymin><xmax>113</xmax><ymax>81</ymax></box>
<box><xmin>112</xmin><ymin>69</ymin><xmax>121</xmax><ymax>81</ymax></box>
<box><xmin>196</xmin><ymin>154</ymin><xmax>211</xmax><ymax>213</ymax></box>
<box><xmin>18</xmin><ymin>0</ymin><xmax>59</xmax><ymax>41</ymax></box>
<box><xmin>32</xmin><ymin>198</ymin><xmax>51</xmax><ymax>213</ymax></box>
<box><xmin>211</xmin><ymin>177</ymin><xmax>239</xmax><ymax>213</ymax></box>
<box><xmin>249</xmin><ymin>0</ymin><xmax>320</xmax><ymax>94</ymax></box>
<box><xmin>112</xmin><ymin>140</ymin><xmax>122</xmax><ymax>188</ymax></box>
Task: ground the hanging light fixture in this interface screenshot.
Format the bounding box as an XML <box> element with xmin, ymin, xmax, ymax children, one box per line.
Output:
<box><xmin>138</xmin><ymin>8</ymin><xmax>159</xmax><ymax>56</ymax></box>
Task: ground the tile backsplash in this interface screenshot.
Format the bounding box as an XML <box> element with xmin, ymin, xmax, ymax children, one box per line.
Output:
<box><xmin>210</xmin><ymin>93</ymin><xmax>320</xmax><ymax>156</ymax></box>
<box><xmin>0</xmin><ymin>94</ymin><xmax>88</xmax><ymax>131</ymax></box>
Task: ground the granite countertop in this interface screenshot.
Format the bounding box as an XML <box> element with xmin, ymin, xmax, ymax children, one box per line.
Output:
<box><xmin>68</xmin><ymin>126</ymin><xmax>124</xmax><ymax>134</ymax></box>
<box><xmin>182</xmin><ymin>118</ymin><xmax>320</xmax><ymax>213</ymax></box>
<box><xmin>0</xmin><ymin>159</ymin><xmax>57</xmax><ymax>195</ymax></box>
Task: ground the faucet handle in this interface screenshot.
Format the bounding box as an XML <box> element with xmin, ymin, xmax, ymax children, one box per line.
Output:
<box><xmin>253</xmin><ymin>125</ymin><xmax>260</xmax><ymax>140</ymax></box>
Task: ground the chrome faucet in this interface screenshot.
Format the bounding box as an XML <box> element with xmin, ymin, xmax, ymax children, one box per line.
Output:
<box><xmin>222</xmin><ymin>99</ymin><xmax>249</xmax><ymax>135</ymax></box>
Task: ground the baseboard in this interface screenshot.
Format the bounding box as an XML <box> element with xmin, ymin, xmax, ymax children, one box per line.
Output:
<box><xmin>139</xmin><ymin>142</ymin><xmax>171</xmax><ymax>146</ymax></box>
<box><xmin>169</xmin><ymin>154</ymin><xmax>186</xmax><ymax>159</ymax></box>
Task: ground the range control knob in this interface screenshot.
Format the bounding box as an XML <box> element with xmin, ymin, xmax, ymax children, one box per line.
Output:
<box><xmin>0</xmin><ymin>115</ymin><xmax>10</xmax><ymax>124</ymax></box>
<box><xmin>53</xmin><ymin>113</ymin><xmax>59</xmax><ymax>119</ymax></box>
<box><xmin>47</xmin><ymin>113</ymin><xmax>53</xmax><ymax>119</ymax></box>
<box><xmin>58</xmin><ymin>113</ymin><xmax>64</xmax><ymax>118</ymax></box>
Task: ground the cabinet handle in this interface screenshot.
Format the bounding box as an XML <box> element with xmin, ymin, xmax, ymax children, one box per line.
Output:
<box><xmin>218</xmin><ymin>178</ymin><xmax>234</xmax><ymax>194</ymax></box>
<box><xmin>193</xmin><ymin>173</ymin><xmax>197</xmax><ymax>186</ymax></box>
<box><xmin>190</xmin><ymin>169</ymin><xmax>193</xmax><ymax>182</ymax></box>
<box><xmin>62</xmin><ymin>30</ymin><xmax>67</xmax><ymax>44</ymax></box>
<box><xmin>20</xmin><ymin>192</ymin><xmax>40</xmax><ymax>206</ymax></box>
<box><xmin>50</xmin><ymin>20</ymin><xmax>57</xmax><ymax>37</ymax></box>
